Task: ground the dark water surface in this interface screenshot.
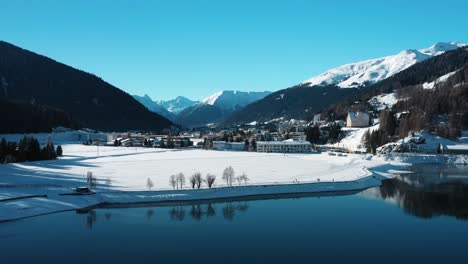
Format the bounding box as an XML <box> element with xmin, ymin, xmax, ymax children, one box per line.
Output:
<box><xmin>1</xmin><ymin>164</ymin><xmax>468</xmax><ymax>264</ymax></box>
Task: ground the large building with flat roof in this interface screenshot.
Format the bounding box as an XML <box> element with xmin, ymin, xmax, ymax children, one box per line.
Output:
<box><xmin>257</xmin><ymin>139</ymin><xmax>312</xmax><ymax>153</ymax></box>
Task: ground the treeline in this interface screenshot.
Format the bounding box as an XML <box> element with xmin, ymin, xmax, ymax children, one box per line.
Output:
<box><xmin>0</xmin><ymin>98</ymin><xmax>80</xmax><ymax>133</ymax></box>
<box><xmin>395</xmin><ymin>79</ymin><xmax>467</xmax><ymax>139</ymax></box>
<box><xmin>363</xmin><ymin>75</ymin><xmax>468</xmax><ymax>151</ymax></box>
<box><xmin>0</xmin><ymin>41</ymin><xmax>173</xmax><ymax>131</ymax></box>
<box><xmin>320</xmin><ymin>47</ymin><xmax>468</xmax><ymax>122</ymax></box>
<box><xmin>0</xmin><ymin>136</ymin><xmax>63</xmax><ymax>163</ymax></box>
<box><xmin>322</xmin><ymin>48</ymin><xmax>468</xmax><ymax>150</ymax></box>
<box><xmin>305</xmin><ymin>123</ymin><xmax>343</xmax><ymax>144</ymax></box>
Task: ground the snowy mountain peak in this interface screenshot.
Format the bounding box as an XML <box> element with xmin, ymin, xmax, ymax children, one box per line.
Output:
<box><xmin>202</xmin><ymin>91</ymin><xmax>225</xmax><ymax>105</ymax></box>
<box><xmin>302</xmin><ymin>41</ymin><xmax>466</xmax><ymax>89</ymax></box>
<box><xmin>201</xmin><ymin>90</ymin><xmax>271</xmax><ymax>110</ymax></box>
<box><xmin>158</xmin><ymin>96</ymin><xmax>199</xmax><ymax>114</ymax></box>
<box><xmin>419</xmin><ymin>41</ymin><xmax>466</xmax><ymax>56</ymax></box>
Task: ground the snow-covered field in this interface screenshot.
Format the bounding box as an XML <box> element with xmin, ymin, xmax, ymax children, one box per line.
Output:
<box><xmin>0</xmin><ymin>142</ymin><xmax>405</xmax><ymax>221</ymax></box>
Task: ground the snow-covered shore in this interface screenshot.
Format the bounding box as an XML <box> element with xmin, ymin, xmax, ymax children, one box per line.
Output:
<box><xmin>0</xmin><ymin>143</ymin><xmax>408</xmax><ymax>222</ymax></box>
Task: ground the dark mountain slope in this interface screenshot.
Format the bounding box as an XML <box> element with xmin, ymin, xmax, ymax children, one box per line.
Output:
<box><xmin>175</xmin><ymin>104</ymin><xmax>226</xmax><ymax>127</ymax></box>
<box><xmin>0</xmin><ymin>41</ymin><xmax>172</xmax><ymax>131</ymax></box>
<box><xmin>0</xmin><ymin>98</ymin><xmax>80</xmax><ymax>133</ymax></box>
<box><xmin>221</xmin><ymin>85</ymin><xmax>357</xmax><ymax>126</ymax></box>
<box><xmin>222</xmin><ymin>47</ymin><xmax>468</xmax><ymax>127</ymax></box>
<box><xmin>320</xmin><ymin>47</ymin><xmax>468</xmax><ymax>120</ymax></box>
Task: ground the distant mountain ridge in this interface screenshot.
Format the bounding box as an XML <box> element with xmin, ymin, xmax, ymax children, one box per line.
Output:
<box><xmin>221</xmin><ymin>42</ymin><xmax>467</xmax><ymax>126</ymax></box>
<box><xmin>134</xmin><ymin>90</ymin><xmax>271</xmax><ymax>127</ymax></box>
<box><xmin>175</xmin><ymin>90</ymin><xmax>271</xmax><ymax>127</ymax></box>
<box><xmin>0</xmin><ymin>40</ymin><xmax>172</xmax><ymax>132</ymax></box>
<box><xmin>132</xmin><ymin>94</ymin><xmax>176</xmax><ymax>120</ymax></box>
<box><xmin>302</xmin><ymin>42</ymin><xmax>466</xmax><ymax>89</ymax></box>
<box><xmin>158</xmin><ymin>96</ymin><xmax>198</xmax><ymax>114</ymax></box>
<box><xmin>201</xmin><ymin>90</ymin><xmax>271</xmax><ymax>110</ymax></box>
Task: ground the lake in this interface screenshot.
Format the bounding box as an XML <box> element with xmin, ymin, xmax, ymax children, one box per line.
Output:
<box><xmin>1</xmin><ymin>164</ymin><xmax>468</xmax><ymax>264</ymax></box>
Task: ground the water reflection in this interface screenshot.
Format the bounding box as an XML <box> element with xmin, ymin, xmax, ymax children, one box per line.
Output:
<box><xmin>169</xmin><ymin>202</ymin><xmax>249</xmax><ymax>222</ymax></box>
<box><xmin>169</xmin><ymin>206</ymin><xmax>186</xmax><ymax>221</ymax></box>
<box><xmin>362</xmin><ymin>164</ymin><xmax>468</xmax><ymax>220</ymax></box>
<box><xmin>75</xmin><ymin>164</ymin><xmax>468</xmax><ymax>228</ymax></box>
<box><xmin>86</xmin><ymin>210</ymin><xmax>96</xmax><ymax>229</ymax></box>
<box><xmin>77</xmin><ymin>201</ymin><xmax>251</xmax><ymax>227</ymax></box>
<box><xmin>146</xmin><ymin>209</ymin><xmax>154</xmax><ymax>220</ymax></box>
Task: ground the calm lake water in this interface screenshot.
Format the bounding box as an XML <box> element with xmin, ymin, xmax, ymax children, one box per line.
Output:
<box><xmin>1</xmin><ymin>164</ymin><xmax>468</xmax><ymax>264</ymax></box>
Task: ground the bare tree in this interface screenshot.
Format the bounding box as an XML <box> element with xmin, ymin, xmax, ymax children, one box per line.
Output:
<box><xmin>176</xmin><ymin>173</ymin><xmax>186</xmax><ymax>189</ymax></box>
<box><xmin>194</xmin><ymin>172</ymin><xmax>202</xmax><ymax>189</ymax></box>
<box><xmin>170</xmin><ymin>175</ymin><xmax>177</xmax><ymax>189</ymax></box>
<box><xmin>105</xmin><ymin>177</ymin><xmax>112</xmax><ymax>190</ymax></box>
<box><xmin>238</xmin><ymin>173</ymin><xmax>249</xmax><ymax>185</ymax></box>
<box><xmin>236</xmin><ymin>175</ymin><xmax>242</xmax><ymax>186</ymax></box>
<box><xmin>87</xmin><ymin>171</ymin><xmax>97</xmax><ymax>189</ymax></box>
<box><xmin>146</xmin><ymin>177</ymin><xmax>154</xmax><ymax>191</ymax></box>
<box><xmin>222</xmin><ymin>166</ymin><xmax>235</xmax><ymax>187</ymax></box>
<box><xmin>189</xmin><ymin>175</ymin><xmax>197</xmax><ymax>189</ymax></box>
<box><xmin>205</xmin><ymin>174</ymin><xmax>216</xmax><ymax>188</ymax></box>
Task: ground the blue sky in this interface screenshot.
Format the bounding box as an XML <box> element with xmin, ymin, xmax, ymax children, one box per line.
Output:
<box><xmin>1</xmin><ymin>0</ymin><xmax>467</xmax><ymax>100</ymax></box>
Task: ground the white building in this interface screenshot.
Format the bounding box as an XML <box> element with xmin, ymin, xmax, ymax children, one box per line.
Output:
<box><xmin>312</xmin><ymin>114</ymin><xmax>321</xmax><ymax>125</ymax></box>
<box><xmin>346</xmin><ymin>112</ymin><xmax>370</xmax><ymax>127</ymax></box>
<box><xmin>288</xmin><ymin>132</ymin><xmax>306</xmax><ymax>141</ymax></box>
<box><xmin>212</xmin><ymin>141</ymin><xmax>245</xmax><ymax>151</ymax></box>
<box><xmin>257</xmin><ymin>139</ymin><xmax>312</xmax><ymax>153</ymax></box>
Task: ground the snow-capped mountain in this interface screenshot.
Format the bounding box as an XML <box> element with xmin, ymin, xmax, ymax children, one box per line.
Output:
<box><xmin>302</xmin><ymin>41</ymin><xmax>466</xmax><ymax>88</ymax></box>
<box><xmin>201</xmin><ymin>90</ymin><xmax>271</xmax><ymax>111</ymax></box>
<box><xmin>157</xmin><ymin>96</ymin><xmax>199</xmax><ymax>114</ymax></box>
<box><xmin>223</xmin><ymin>43</ymin><xmax>468</xmax><ymax>126</ymax></box>
<box><xmin>132</xmin><ymin>94</ymin><xmax>176</xmax><ymax>120</ymax></box>
<box><xmin>175</xmin><ymin>90</ymin><xmax>271</xmax><ymax>127</ymax></box>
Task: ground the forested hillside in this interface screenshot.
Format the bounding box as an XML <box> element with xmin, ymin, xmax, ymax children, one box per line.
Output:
<box><xmin>321</xmin><ymin>47</ymin><xmax>468</xmax><ymax>149</ymax></box>
<box><xmin>0</xmin><ymin>41</ymin><xmax>172</xmax><ymax>132</ymax></box>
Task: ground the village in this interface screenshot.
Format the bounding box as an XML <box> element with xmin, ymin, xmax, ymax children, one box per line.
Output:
<box><xmin>103</xmin><ymin>111</ymin><xmax>371</xmax><ymax>154</ymax></box>
<box><xmin>96</xmin><ymin>108</ymin><xmax>468</xmax><ymax>156</ymax></box>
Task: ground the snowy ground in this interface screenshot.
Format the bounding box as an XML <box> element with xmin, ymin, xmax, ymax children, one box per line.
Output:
<box><xmin>327</xmin><ymin>124</ymin><xmax>380</xmax><ymax>152</ymax></box>
<box><xmin>0</xmin><ymin>141</ymin><xmax>408</xmax><ymax>221</ymax></box>
<box><xmin>368</xmin><ymin>93</ymin><xmax>398</xmax><ymax>111</ymax></box>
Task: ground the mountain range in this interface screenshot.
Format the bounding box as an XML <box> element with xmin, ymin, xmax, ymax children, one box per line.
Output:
<box><xmin>2</xmin><ymin>40</ymin><xmax>466</xmax><ymax>132</ymax></box>
<box><xmin>175</xmin><ymin>90</ymin><xmax>271</xmax><ymax>127</ymax></box>
<box><xmin>132</xmin><ymin>94</ymin><xmax>177</xmax><ymax>121</ymax></box>
<box><xmin>157</xmin><ymin>96</ymin><xmax>199</xmax><ymax>114</ymax></box>
<box><xmin>134</xmin><ymin>90</ymin><xmax>271</xmax><ymax>127</ymax></box>
<box><xmin>222</xmin><ymin>41</ymin><xmax>466</xmax><ymax>126</ymax></box>
<box><xmin>301</xmin><ymin>42</ymin><xmax>466</xmax><ymax>88</ymax></box>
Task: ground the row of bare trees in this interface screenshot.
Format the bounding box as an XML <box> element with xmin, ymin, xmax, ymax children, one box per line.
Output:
<box><xmin>222</xmin><ymin>166</ymin><xmax>249</xmax><ymax>187</ymax></box>
<box><xmin>165</xmin><ymin>166</ymin><xmax>249</xmax><ymax>190</ymax></box>
<box><xmin>145</xmin><ymin>167</ymin><xmax>251</xmax><ymax>191</ymax></box>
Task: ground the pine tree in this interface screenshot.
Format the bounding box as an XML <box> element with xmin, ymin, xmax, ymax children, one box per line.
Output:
<box><xmin>56</xmin><ymin>145</ymin><xmax>63</xmax><ymax>156</ymax></box>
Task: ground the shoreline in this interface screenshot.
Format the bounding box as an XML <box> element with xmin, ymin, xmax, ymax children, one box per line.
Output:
<box><xmin>0</xmin><ymin>174</ymin><xmax>386</xmax><ymax>222</ymax></box>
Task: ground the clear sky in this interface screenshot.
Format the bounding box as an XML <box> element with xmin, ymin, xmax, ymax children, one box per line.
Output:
<box><xmin>1</xmin><ymin>0</ymin><xmax>467</xmax><ymax>100</ymax></box>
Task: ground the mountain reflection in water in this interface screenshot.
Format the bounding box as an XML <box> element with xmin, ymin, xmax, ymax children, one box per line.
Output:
<box><xmin>361</xmin><ymin>164</ymin><xmax>468</xmax><ymax>220</ymax></box>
